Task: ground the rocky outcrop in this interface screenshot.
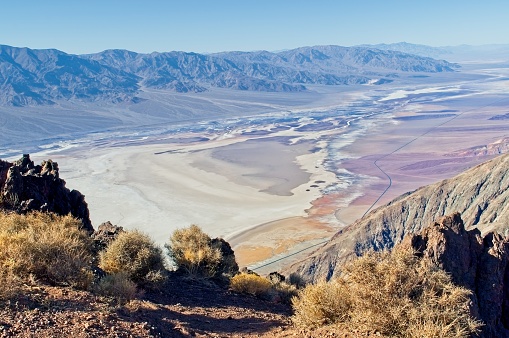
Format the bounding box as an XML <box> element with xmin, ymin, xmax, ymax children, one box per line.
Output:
<box><xmin>92</xmin><ymin>221</ymin><xmax>124</xmax><ymax>252</ymax></box>
<box><xmin>0</xmin><ymin>154</ymin><xmax>93</xmax><ymax>232</ymax></box>
<box><xmin>211</xmin><ymin>238</ymin><xmax>239</xmax><ymax>278</ymax></box>
<box><xmin>403</xmin><ymin>213</ymin><xmax>509</xmax><ymax>338</ymax></box>
<box><xmin>289</xmin><ymin>153</ymin><xmax>509</xmax><ymax>282</ymax></box>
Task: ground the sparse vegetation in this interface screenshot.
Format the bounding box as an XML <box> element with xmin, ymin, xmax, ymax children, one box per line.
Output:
<box><xmin>287</xmin><ymin>272</ymin><xmax>307</xmax><ymax>289</ymax></box>
<box><xmin>99</xmin><ymin>230</ymin><xmax>165</xmax><ymax>285</ymax></box>
<box><xmin>230</xmin><ymin>272</ymin><xmax>272</xmax><ymax>297</ymax></box>
<box><xmin>0</xmin><ymin>268</ymin><xmax>19</xmax><ymax>301</ymax></box>
<box><xmin>0</xmin><ymin>211</ymin><xmax>94</xmax><ymax>288</ymax></box>
<box><xmin>166</xmin><ymin>224</ymin><xmax>238</xmax><ymax>278</ymax></box>
<box><xmin>94</xmin><ymin>272</ymin><xmax>137</xmax><ymax>303</ymax></box>
<box><xmin>292</xmin><ymin>248</ymin><xmax>482</xmax><ymax>337</ymax></box>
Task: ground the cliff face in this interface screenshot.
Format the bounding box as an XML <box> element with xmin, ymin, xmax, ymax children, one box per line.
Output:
<box><xmin>0</xmin><ymin>154</ymin><xmax>93</xmax><ymax>232</ymax></box>
<box><xmin>403</xmin><ymin>214</ymin><xmax>509</xmax><ymax>338</ymax></box>
<box><xmin>290</xmin><ymin>153</ymin><xmax>509</xmax><ymax>282</ymax></box>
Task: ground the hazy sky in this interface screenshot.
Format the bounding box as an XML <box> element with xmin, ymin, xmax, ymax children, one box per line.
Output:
<box><xmin>1</xmin><ymin>0</ymin><xmax>508</xmax><ymax>54</ymax></box>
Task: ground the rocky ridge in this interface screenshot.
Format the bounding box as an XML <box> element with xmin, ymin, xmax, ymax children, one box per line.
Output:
<box><xmin>289</xmin><ymin>153</ymin><xmax>509</xmax><ymax>282</ymax></box>
<box><xmin>0</xmin><ymin>44</ymin><xmax>458</xmax><ymax>106</ymax></box>
<box><xmin>0</xmin><ymin>154</ymin><xmax>93</xmax><ymax>232</ymax></box>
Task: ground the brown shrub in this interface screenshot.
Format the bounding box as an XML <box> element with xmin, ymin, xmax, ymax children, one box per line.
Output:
<box><xmin>166</xmin><ymin>225</ymin><xmax>223</xmax><ymax>278</ymax></box>
<box><xmin>99</xmin><ymin>230</ymin><xmax>165</xmax><ymax>285</ymax></box>
<box><xmin>230</xmin><ymin>272</ymin><xmax>272</xmax><ymax>297</ymax></box>
<box><xmin>0</xmin><ymin>211</ymin><xmax>93</xmax><ymax>288</ymax></box>
<box><xmin>0</xmin><ymin>268</ymin><xmax>20</xmax><ymax>301</ymax></box>
<box><xmin>292</xmin><ymin>279</ymin><xmax>351</xmax><ymax>328</ymax></box>
<box><xmin>94</xmin><ymin>272</ymin><xmax>137</xmax><ymax>303</ymax></box>
<box><xmin>292</xmin><ymin>248</ymin><xmax>482</xmax><ymax>337</ymax></box>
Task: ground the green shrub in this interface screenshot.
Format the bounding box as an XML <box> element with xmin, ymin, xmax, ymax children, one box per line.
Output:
<box><xmin>291</xmin><ymin>248</ymin><xmax>482</xmax><ymax>337</ymax></box>
<box><xmin>99</xmin><ymin>230</ymin><xmax>165</xmax><ymax>285</ymax></box>
<box><xmin>0</xmin><ymin>211</ymin><xmax>93</xmax><ymax>288</ymax></box>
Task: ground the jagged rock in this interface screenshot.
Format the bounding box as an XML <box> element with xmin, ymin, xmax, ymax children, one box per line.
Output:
<box><xmin>402</xmin><ymin>213</ymin><xmax>509</xmax><ymax>338</ymax></box>
<box><xmin>92</xmin><ymin>221</ymin><xmax>124</xmax><ymax>252</ymax></box>
<box><xmin>0</xmin><ymin>154</ymin><xmax>93</xmax><ymax>232</ymax></box>
<box><xmin>211</xmin><ymin>238</ymin><xmax>239</xmax><ymax>278</ymax></box>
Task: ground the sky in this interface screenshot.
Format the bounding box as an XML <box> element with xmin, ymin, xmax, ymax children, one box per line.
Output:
<box><xmin>1</xmin><ymin>0</ymin><xmax>508</xmax><ymax>54</ymax></box>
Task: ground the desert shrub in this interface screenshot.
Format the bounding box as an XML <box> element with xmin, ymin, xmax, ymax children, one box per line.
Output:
<box><xmin>0</xmin><ymin>268</ymin><xmax>20</xmax><ymax>301</ymax></box>
<box><xmin>166</xmin><ymin>224</ymin><xmax>231</xmax><ymax>278</ymax></box>
<box><xmin>292</xmin><ymin>248</ymin><xmax>482</xmax><ymax>337</ymax></box>
<box><xmin>94</xmin><ymin>272</ymin><xmax>137</xmax><ymax>303</ymax></box>
<box><xmin>268</xmin><ymin>271</ymin><xmax>285</xmax><ymax>284</ymax></box>
<box><xmin>270</xmin><ymin>280</ymin><xmax>299</xmax><ymax>304</ymax></box>
<box><xmin>230</xmin><ymin>272</ymin><xmax>272</xmax><ymax>297</ymax></box>
<box><xmin>287</xmin><ymin>272</ymin><xmax>307</xmax><ymax>289</ymax></box>
<box><xmin>99</xmin><ymin>230</ymin><xmax>165</xmax><ymax>285</ymax></box>
<box><xmin>292</xmin><ymin>279</ymin><xmax>351</xmax><ymax>328</ymax></box>
<box><xmin>0</xmin><ymin>211</ymin><xmax>94</xmax><ymax>288</ymax></box>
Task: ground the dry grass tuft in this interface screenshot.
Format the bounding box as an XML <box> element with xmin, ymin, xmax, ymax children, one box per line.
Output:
<box><xmin>230</xmin><ymin>272</ymin><xmax>272</xmax><ymax>297</ymax></box>
<box><xmin>292</xmin><ymin>248</ymin><xmax>482</xmax><ymax>337</ymax></box>
<box><xmin>0</xmin><ymin>211</ymin><xmax>93</xmax><ymax>288</ymax></box>
<box><xmin>166</xmin><ymin>224</ymin><xmax>222</xmax><ymax>277</ymax></box>
<box><xmin>0</xmin><ymin>268</ymin><xmax>20</xmax><ymax>301</ymax></box>
<box><xmin>99</xmin><ymin>230</ymin><xmax>165</xmax><ymax>285</ymax></box>
<box><xmin>94</xmin><ymin>272</ymin><xmax>137</xmax><ymax>303</ymax></box>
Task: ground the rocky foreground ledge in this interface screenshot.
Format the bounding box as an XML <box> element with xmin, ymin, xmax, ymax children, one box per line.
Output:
<box><xmin>0</xmin><ymin>154</ymin><xmax>93</xmax><ymax>232</ymax></box>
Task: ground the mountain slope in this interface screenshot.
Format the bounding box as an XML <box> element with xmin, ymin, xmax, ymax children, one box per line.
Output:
<box><xmin>0</xmin><ymin>44</ymin><xmax>458</xmax><ymax>106</ymax></box>
<box><xmin>289</xmin><ymin>153</ymin><xmax>509</xmax><ymax>282</ymax></box>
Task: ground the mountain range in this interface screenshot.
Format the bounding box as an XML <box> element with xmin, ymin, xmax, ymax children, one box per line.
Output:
<box><xmin>0</xmin><ymin>44</ymin><xmax>458</xmax><ymax>106</ymax></box>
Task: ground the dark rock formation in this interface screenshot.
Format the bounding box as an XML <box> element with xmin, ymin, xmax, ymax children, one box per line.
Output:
<box><xmin>402</xmin><ymin>213</ymin><xmax>509</xmax><ymax>338</ymax></box>
<box><xmin>92</xmin><ymin>221</ymin><xmax>124</xmax><ymax>252</ymax></box>
<box><xmin>211</xmin><ymin>238</ymin><xmax>239</xmax><ymax>278</ymax></box>
<box><xmin>0</xmin><ymin>154</ymin><xmax>93</xmax><ymax>232</ymax></box>
<box><xmin>289</xmin><ymin>153</ymin><xmax>509</xmax><ymax>283</ymax></box>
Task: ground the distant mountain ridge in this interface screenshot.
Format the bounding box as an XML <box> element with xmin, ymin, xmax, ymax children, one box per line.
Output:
<box><xmin>0</xmin><ymin>44</ymin><xmax>458</xmax><ymax>106</ymax></box>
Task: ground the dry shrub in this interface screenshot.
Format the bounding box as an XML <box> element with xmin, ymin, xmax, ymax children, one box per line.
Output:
<box><xmin>271</xmin><ymin>280</ymin><xmax>298</xmax><ymax>304</ymax></box>
<box><xmin>0</xmin><ymin>211</ymin><xmax>93</xmax><ymax>288</ymax></box>
<box><xmin>292</xmin><ymin>279</ymin><xmax>351</xmax><ymax>328</ymax></box>
<box><xmin>94</xmin><ymin>272</ymin><xmax>137</xmax><ymax>303</ymax></box>
<box><xmin>287</xmin><ymin>272</ymin><xmax>307</xmax><ymax>289</ymax></box>
<box><xmin>0</xmin><ymin>268</ymin><xmax>20</xmax><ymax>301</ymax></box>
<box><xmin>230</xmin><ymin>272</ymin><xmax>272</xmax><ymax>297</ymax></box>
<box><xmin>166</xmin><ymin>224</ymin><xmax>222</xmax><ymax>277</ymax></box>
<box><xmin>99</xmin><ymin>230</ymin><xmax>165</xmax><ymax>285</ymax></box>
<box><xmin>292</xmin><ymin>248</ymin><xmax>482</xmax><ymax>337</ymax></box>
